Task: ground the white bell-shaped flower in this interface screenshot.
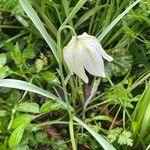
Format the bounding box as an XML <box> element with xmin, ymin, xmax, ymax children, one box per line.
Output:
<box><xmin>63</xmin><ymin>32</ymin><xmax>113</xmax><ymax>83</ymax></box>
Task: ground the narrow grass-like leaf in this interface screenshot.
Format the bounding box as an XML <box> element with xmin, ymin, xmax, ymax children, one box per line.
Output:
<box><xmin>74</xmin><ymin>6</ymin><xmax>103</xmax><ymax>29</ymax></box>
<box><xmin>74</xmin><ymin>116</ymin><xmax>116</xmax><ymax>150</ymax></box>
<box><xmin>62</xmin><ymin>0</ymin><xmax>70</xmax><ymax>17</ymax></box>
<box><xmin>133</xmin><ymin>81</ymin><xmax>150</xmax><ymax>138</ymax></box>
<box><xmin>97</xmin><ymin>0</ymin><xmax>142</xmax><ymax>41</ymax></box>
<box><xmin>61</xmin><ymin>0</ymin><xmax>88</xmax><ymax>27</ymax></box>
<box><xmin>18</xmin><ymin>0</ymin><xmax>59</xmax><ymax>62</ymax></box>
<box><xmin>0</xmin><ymin>79</ymin><xmax>68</xmax><ymax>109</ymax></box>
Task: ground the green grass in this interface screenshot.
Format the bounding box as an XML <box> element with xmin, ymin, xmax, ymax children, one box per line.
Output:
<box><xmin>0</xmin><ymin>0</ymin><xmax>150</xmax><ymax>149</ymax></box>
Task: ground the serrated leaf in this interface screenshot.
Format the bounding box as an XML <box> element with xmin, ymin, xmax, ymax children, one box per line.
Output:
<box><xmin>40</xmin><ymin>101</ymin><xmax>64</xmax><ymax>113</ymax></box>
<box><xmin>107</xmin><ymin>128</ymin><xmax>123</xmax><ymax>143</ymax></box>
<box><xmin>9</xmin><ymin>113</ymin><xmax>32</xmax><ymax>148</ymax></box>
<box><xmin>118</xmin><ymin>130</ymin><xmax>133</xmax><ymax>146</ymax></box>
<box><xmin>16</xmin><ymin>102</ymin><xmax>39</xmax><ymax>113</ymax></box>
<box><xmin>12</xmin><ymin>114</ymin><xmax>33</xmax><ymax>129</ymax></box>
<box><xmin>40</xmin><ymin>71</ymin><xmax>60</xmax><ymax>84</ymax></box>
<box><xmin>9</xmin><ymin>126</ymin><xmax>25</xmax><ymax>148</ymax></box>
<box><xmin>104</xmin><ymin>84</ymin><xmax>133</xmax><ymax>108</ymax></box>
<box><xmin>22</xmin><ymin>48</ymin><xmax>36</xmax><ymax>60</ymax></box>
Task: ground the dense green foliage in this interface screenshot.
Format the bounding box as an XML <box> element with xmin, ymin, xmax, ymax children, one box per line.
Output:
<box><xmin>0</xmin><ymin>0</ymin><xmax>150</xmax><ymax>149</ymax></box>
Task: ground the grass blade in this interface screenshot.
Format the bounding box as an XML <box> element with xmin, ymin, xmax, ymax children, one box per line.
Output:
<box><xmin>133</xmin><ymin>81</ymin><xmax>150</xmax><ymax>138</ymax></box>
<box><xmin>74</xmin><ymin>116</ymin><xmax>116</xmax><ymax>150</ymax></box>
<box><xmin>61</xmin><ymin>0</ymin><xmax>88</xmax><ymax>27</ymax></box>
<box><xmin>97</xmin><ymin>0</ymin><xmax>142</xmax><ymax>41</ymax></box>
<box><xmin>18</xmin><ymin>0</ymin><xmax>59</xmax><ymax>63</ymax></box>
<box><xmin>0</xmin><ymin>79</ymin><xmax>68</xmax><ymax>108</ymax></box>
<box><xmin>74</xmin><ymin>6</ymin><xmax>104</xmax><ymax>29</ymax></box>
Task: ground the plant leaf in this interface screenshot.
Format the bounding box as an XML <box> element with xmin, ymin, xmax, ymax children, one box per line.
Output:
<box><xmin>61</xmin><ymin>0</ymin><xmax>88</xmax><ymax>26</ymax></box>
<box><xmin>12</xmin><ymin>114</ymin><xmax>33</xmax><ymax>129</ymax></box>
<box><xmin>74</xmin><ymin>116</ymin><xmax>116</xmax><ymax>150</ymax></box>
<box><xmin>18</xmin><ymin>0</ymin><xmax>59</xmax><ymax>63</ymax></box>
<box><xmin>0</xmin><ymin>79</ymin><xmax>68</xmax><ymax>109</ymax></box>
<box><xmin>9</xmin><ymin>126</ymin><xmax>24</xmax><ymax>148</ymax></box>
<box><xmin>97</xmin><ymin>0</ymin><xmax>142</xmax><ymax>41</ymax></box>
<box><xmin>16</xmin><ymin>102</ymin><xmax>39</xmax><ymax>113</ymax></box>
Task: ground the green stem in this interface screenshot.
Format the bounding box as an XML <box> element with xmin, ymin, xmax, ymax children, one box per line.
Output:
<box><xmin>57</xmin><ymin>25</ymin><xmax>77</xmax><ymax>150</ymax></box>
<box><xmin>69</xmin><ymin>114</ymin><xmax>77</xmax><ymax>150</ymax></box>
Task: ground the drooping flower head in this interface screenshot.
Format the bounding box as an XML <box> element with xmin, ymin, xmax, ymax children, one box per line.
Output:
<box><xmin>63</xmin><ymin>32</ymin><xmax>113</xmax><ymax>83</ymax></box>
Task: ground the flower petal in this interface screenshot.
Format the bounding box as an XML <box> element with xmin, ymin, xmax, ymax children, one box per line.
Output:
<box><xmin>72</xmin><ymin>41</ymin><xmax>88</xmax><ymax>83</ymax></box>
<box><xmin>63</xmin><ymin>36</ymin><xmax>76</xmax><ymax>74</ymax></box>
<box><xmin>63</xmin><ymin>37</ymin><xmax>88</xmax><ymax>83</ymax></box>
<box><xmin>81</xmin><ymin>33</ymin><xmax>113</xmax><ymax>62</ymax></box>
<box><xmin>82</xmin><ymin>43</ymin><xmax>106</xmax><ymax>77</ymax></box>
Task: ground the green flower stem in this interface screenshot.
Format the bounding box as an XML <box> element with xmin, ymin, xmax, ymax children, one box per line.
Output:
<box><xmin>69</xmin><ymin>114</ymin><xmax>77</xmax><ymax>150</ymax></box>
<box><xmin>57</xmin><ymin>25</ymin><xmax>77</xmax><ymax>150</ymax></box>
<box><xmin>57</xmin><ymin>25</ymin><xmax>78</xmax><ymax>105</ymax></box>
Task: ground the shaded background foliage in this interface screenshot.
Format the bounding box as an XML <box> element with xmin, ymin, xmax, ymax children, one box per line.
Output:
<box><xmin>0</xmin><ymin>0</ymin><xmax>150</xmax><ymax>149</ymax></box>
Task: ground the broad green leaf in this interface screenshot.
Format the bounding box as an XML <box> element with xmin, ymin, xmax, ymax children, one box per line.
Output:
<box><xmin>40</xmin><ymin>101</ymin><xmax>64</xmax><ymax>113</ymax></box>
<box><xmin>0</xmin><ymin>53</ymin><xmax>7</xmax><ymax>68</ymax></box>
<box><xmin>74</xmin><ymin>116</ymin><xmax>116</xmax><ymax>150</ymax></box>
<box><xmin>9</xmin><ymin>126</ymin><xmax>25</xmax><ymax>148</ymax></box>
<box><xmin>40</xmin><ymin>71</ymin><xmax>60</xmax><ymax>84</ymax></box>
<box><xmin>22</xmin><ymin>48</ymin><xmax>36</xmax><ymax>60</ymax></box>
<box><xmin>16</xmin><ymin>102</ymin><xmax>39</xmax><ymax>113</ymax></box>
<box><xmin>12</xmin><ymin>114</ymin><xmax>33</xmax><ymax>129</ymax></box>
<box><xmin>18</xmin><ymin>0</ymin><xmax>59</xmax><ymax>63</ymax></box>
<box><xmin>105</xmin><ymin>48</ymin><xmax>132</xmax><ymax>77</ymax></box>
<box><xmin>9</xmin><ymin>113</ymin><xmax>32</xmax><ymax>147</ymax></box>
